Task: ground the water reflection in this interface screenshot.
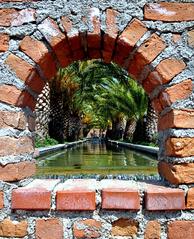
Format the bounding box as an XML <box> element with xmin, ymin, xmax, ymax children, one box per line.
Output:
<box><xmin>37</xmin><ymin>142</ymin><xmax>158</xmax><ymax>176</ymax></box>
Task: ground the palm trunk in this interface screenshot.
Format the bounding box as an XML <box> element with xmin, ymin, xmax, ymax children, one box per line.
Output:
<box><xmin>123</xmin><ymin>118</ymin><xmax>137</xmax><ymax>142</ymax></box>
<box><xmin>145</xmin><ymin>99</ymin><xmax>158</xmax><ymax>143</ymax></box>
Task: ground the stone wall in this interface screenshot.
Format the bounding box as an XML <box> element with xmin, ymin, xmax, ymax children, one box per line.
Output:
<box><xmin>0</xmin><ymin>0</ymin><xmax>194</xmax><ymax>238</ymax></box>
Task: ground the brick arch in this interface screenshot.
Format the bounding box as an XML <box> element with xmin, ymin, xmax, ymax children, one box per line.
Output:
<box><xmin>0</xmin><ymin>7</ymin><xmax>193</xmax><ymax>184</ymax></box>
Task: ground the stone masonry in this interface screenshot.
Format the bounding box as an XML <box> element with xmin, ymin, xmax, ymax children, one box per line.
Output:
<box><xmin>0</xmin><ymin>0</ymin><xmax>194</xmax><ymax>238</ymax></box>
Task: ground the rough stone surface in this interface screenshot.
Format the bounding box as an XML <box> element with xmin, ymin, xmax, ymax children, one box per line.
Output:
<box><xmin>0</xmin><ymin>136</ymin><xmax>34</xmax><ymax>157</ymax></box>
<box><xmin>111</xmin><ymin>218</ymin><xmax>138</xmax><ymax>237</ymax></box>
<box><xmin>0</xmin><ymin>34</ymin><xmax>9</xmax><ymax>52</ymax></box>
<box><xmin>168</xmin><ymin>221</ymin><xmax>194</xmax><ymax>239</ymax></box>
<box><xmin>188</xmin><ymin>30</ymin><xmax>194</xmax><ymax>48</ymax></box>
<box><xmin>0</xmin><ymin>111</ymin><xmax>26</xmax><ymax>130</ymax></box>
<box><xmin>144</xmin><ymin>3</ymin><xmax>194</xmax><ymax>22</ymax></box>
<box><xmin>0</xmin><ymin>219</ymin><xmax>27</xmax><ymax>237</ymax></box>
<box><xmin>186</xmin><ymin>187</ymin><xmax>194</xmax><ymax>209</ymax></box>
<box><xmin>144</xmin><ymin>221</ymin><xmax>161</xmax><ymax>239</ymax></box>
<box><xmin>158</xmin><ymin>109</ymin><xmax>194</xmax><ymax>131</ymax></box>
<box><xmin>0</xmin><ymin>191</ymin><xmax>3</xmax><ymax>209</ymax></box>
<box><xmin>0</xmin><ymin>161</ymin><xmax>36</xmax><ymax>182</ymax></box>
<box><xmin>158</xmin><ymin>161</ymin><xmax>194</xmax><ymax>184</ymax></box>
<box><xmin>73</xmin><ymin>219</ymin><xmax>102</xmax><ymax>239</ymax></box>
<box><xmin>166</xmin><ymin>137</ymin><xmax>194</xmax><ymax>157</ymax></box>
<box><xmin>36</xmin><ymin>219</ymin><xmax>63</xmax><ymax>239</ymax></box>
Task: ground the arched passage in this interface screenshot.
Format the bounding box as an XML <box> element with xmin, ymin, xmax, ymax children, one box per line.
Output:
<box><xmin>0</xmin><ymin>4</ymin><xmax>193</xmax><ymax>185</ymax></box>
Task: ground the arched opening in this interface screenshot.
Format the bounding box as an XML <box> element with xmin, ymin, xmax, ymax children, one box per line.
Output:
<box><xmin>0</xmin><ymin>11</ymin><xmax>192</xmax><ymax>185</ymax></box>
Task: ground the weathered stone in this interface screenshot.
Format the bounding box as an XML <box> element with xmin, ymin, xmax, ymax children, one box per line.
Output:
<box><xmin>0</xmin><ymin>219</ymin><xmax>27</xmax><ymax>237</ymax></box>
<box><xmin>73</xmin><ymin>219</ymin><xmax>102</xmax><ymax>239</ymax></box>
<box><xmin>0</xmin><ymin>34</ymin><xmax>9</xmax><ymax>52</ymax></box>
<box><xmin>0</xmin><ymin>161</ymin><xmax>36</xmax><ymax>182</ymax></box>
<box><xmin>144</xmin><ymin>221</ymin><xmax>161</xmax><ymax>239</ymax></box>
<box><xmin>0</xmin><ymin>111</ymin><xmax>26</xmax><ymax>130</ymax></box>
<box><xmin>158</xmin><ymin>161</ymin><xmax>194</xmax><ymax>184</ymax></box>
<box><xmin>188</xmin><ymin>30</ymin><xmax>194</xmax><ymax>48</ymax></box>
<box><xmin>168</xmin><ymin>221</ymin><xmax>194</xmax><ymax>239</ymax></box>
<box><xmin>111</xmin><ymin>218</ymin><xmax>138</xmax><ymax>237</ymax></box>
<box><xmin>166</xmin><ymin>137</ymin><xmax>194</xmax><ymax>157</ymax></box>
<box><xmin>36</xmin><ymin>219</ymin><xmax>63</xmax><ymax>239</ymax></box>
<box><xmin>186</xmin><ymin>188</ymin><xmax>194</xmax><ymax>209</ymax></box>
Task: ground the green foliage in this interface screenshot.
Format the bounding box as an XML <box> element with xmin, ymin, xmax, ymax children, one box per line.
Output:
<box><xmin>35</xmin><ymin>136</ymin><xmax>59</xmax><ymax>148</ymax></box>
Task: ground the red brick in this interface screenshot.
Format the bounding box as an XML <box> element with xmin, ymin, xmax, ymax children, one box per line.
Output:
<box><xmin>6</xmin><ymin>54</ymin><xmax>45</xmax><ymax>94</ymax></box>
<box><xmin>151</xmin><ymin>98</ymin><xmax>163</xmax><ymax>114</ymax></box>
<box><xmin>128</xmin><ymin>34</ymin><xmax>166</xmax><ymax>80</ymax></box>
<box><xmin>0</xmin><ymin>8</ymin><xmax>35</xmax><ymax>27</ymax></box>
<box><xmin>73</xmin><ymin>219</ymin><xmax>102</xmax><ymax>239</ymax></box>
<box><xmin>186</xmin><ymin>188</ymin><xmax>194</xmax><ymax>209</ymax></box>
<box><xmin>159</xmin><ymin>79</ymin><xmax>192</xmax><ymax>108</ymax></box>
<box><xmin>56</xmin><ymin>179</ymin><xmax>96</xmax><ymax>211</ymax></box>
<box><xmin>158</xmin><ymin>109</ymin><xmax>194</xmax><ymax>131</ymax></box>
<box><xmin>145</xmin><ymin>185</ymin><xmax>185</xmax><ymax>211</ymax></box>
<box><xmin>111</xmin><ymin>218</ymin><xmax>138</xmax><ymax>237</ymax></box>
<box><xmin>0</xmin><ymin>191</ymin><xmax>3</xmax><ymax>209</ymax></box>
<box><xmin>38</xmin><ymin>17</ymin><xmax>72</xmax><ymax>67</ymax></box>
<box><xmin>16</xmin><ymin>90</ymin><xmax>36</xmax><ymax>111</ymax></box>
<box><xmin>168</xmin><ymin>221</ymin><xmax>194</xmax><ymax>239</ymax></box>
<box><xmin>144</xmin><ymin>221</ymin><xmax>161</xmax><ymax>239</ymax></box>
<box><xmin>103</xmin><ymin>9</ymin><xmax>118</xmax><ymax>62</ymax></box>
<box><xmin>0</xmin><ymin>34</ymin><xmax>9</xmax><ymax>52</ymax></box>
<box><xmin>0</xmin><ymin>111</ymin><xmax>26</xmax><ymax>130</ymax></box>
<box><xmin>87</xmin><ymin>8</ymin><xmax>101</xmax><ymax>49</ymax></box>
<box><xmin>143</xmin><ymin>58</ymin><xmax>186</xmax><ymax>94</ymax></box>
<box><xmin>166</xmin><ymin>137</ymin><xmax>194</xmax><ymax>157</ymax></box>
<box><xmin>12</xmin><ymin>179</ymin><xmax>59</xmax><ymax>210</ymax></box>
<box><xmin>100</xmin><ymin>180</ymin><xmax>140</xmax><ymax>210</ymax></box>
<box><xmin>0</xmin><ymin>219</ymin><xmax>27</xmax><ymax>237</ymax></box>
<box><xmin>0</xmin><ymin>161</ymin><xmax>36</xmax><ymax>182</ymax></box>
<box><xmin>158</xmin><ymin>161</ymin><xmax>194</xmax><ymax>185</ymax></box>
<box><xmin>115</xmin><ymin>18</ymin><xmax>147</xmax><ymax>62</ymax></box>
<box><xmin>0</xmin><ymin>85</ymin><xmax>21</xmax><ymax>106</ymax></box>
<box><xmin>20</xmin><ymin>36</ymin><xmax>57</xmax><ymax>80</ymax></box>
<box><xmin>0</xmin><ymin>136</ymin><xmax>34</xmax><ymax>157</ymax></box>
<box><xmin>61</xmin><ymin>16</ymin><xmax>84</xmax><ymax>60</ymax></box>
<box><xmin>144</xmin><ymin>3</ymin><xmax>194</xmax><ymax>22</ymax></box>
<box><xmin>36</xmin><ymin>218</ymin><xmax>63</xmax><ymax>239</ymax></box>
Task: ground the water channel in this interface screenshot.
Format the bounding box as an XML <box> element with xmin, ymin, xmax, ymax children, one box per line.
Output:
<box><xmin>36</xmin><ymin>142</ymin><xmax>158</xmax><ymax>177</ymax></box>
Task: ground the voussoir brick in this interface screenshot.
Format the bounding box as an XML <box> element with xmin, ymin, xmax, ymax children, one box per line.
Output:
<box><xmin>145</xmin><ymin>185</ymin><xmax>185</xmax><ymax>211</ymax></box>
<box><xmin>6</xmin><ymin>54</ymin><xmax>45</xmax><ymax>94</ymax></box>
<box><xmin>158</xmin><ymin>109</ymin><xmax>194</xmax><ymax>131</ymax></box>
<box><xmin>158</xmin><ymin>161</ymin><xmax>194</xmax><ymax>184</ymax></box>
<box><xmin>114</xmin><ymin>18</ymin><xmax>147</xmax><ymax>67</ymax></box>
<box><xmin>36</xmin><ymin>218</ymin><xmax>63</xmax><ymax>239</ymax></box>
<box><xmin>0</xmin><ymin>161</ymin><xmax>36</xmax><ymax>182</ymax></box>
<box><xmin>20</xmin><ymin>36</ymin><xmax>57</xmax><ymax>80</ymax></box>
<box><xmin>12</xmin><ymin>179</ymin><xmax>60</xmax><ymax>210</ymax></box>
<box><xmin>168</xmin><ymin>221</ymin><xmax>194</xmax><ymax>239</ymax></box>
<box><xmin>159</xmin><ymin>79</ymin><xmax>192</xmax><ymax>108</ymax></box>
<box><xmin>38</xmin><ymin>17</ymin><xmax>72</xmax><ymax>68</ymax></box>
<box><xmin>56</xmin><ymin>179</ymin><xmax>96</xmax><ymax>211</ymax></box>
<box><xmin>128</xmin><ymin>33</ymin><xmax>166</xmax><ymax>80</ymax></box>
<box><xmin>61</xmin><ymin>16</ymin><xmax>84</xmax><ymax>61</ymax></box>
<box><xmin>143</xmin><ymin>58</ymin><xmax>186</xmax><ymax>94</ymax></box>
<box><xmin>144</xmin><ymin>3</ymin><xmax>194</xmax><ymax>22</ymax></box>
<box><xmin>103</xmin><ymin>9</ymin><xmax>118</xmax><ymax>63</ymax></box>
<box><xmin>100</xmin><ymin>180</ymin><xmax>140</xmax><ymax>210</ymax></box>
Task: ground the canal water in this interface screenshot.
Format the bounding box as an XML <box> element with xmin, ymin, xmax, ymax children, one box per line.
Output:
<box><xmin>36</xmin><ymin>142</ymin><xmax>158</xmax><ymax>176</ymax></box>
